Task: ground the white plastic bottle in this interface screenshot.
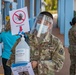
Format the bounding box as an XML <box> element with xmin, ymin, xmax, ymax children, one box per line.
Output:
<box><xmin>15</xmin><ymin>35</ymin><xmax>30</xmax><ymax>63</ymax></box>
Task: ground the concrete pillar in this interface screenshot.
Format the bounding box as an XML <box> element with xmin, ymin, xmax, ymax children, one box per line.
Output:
<box><xmin>64</xmin><ymin>0</ymin><xmax>74</xmax><ymax>47</ymax></box>
<box><xmin>30</xmin><ymin>0</ymin><xmax>34</xmax><ymax>28</ymax></box>
<box><xmin>11</xmin><ymin>2</ymin><xmax>17</xmax><ymax>10</ymax></box>
<box><xmin>60</xmin><ymin>0</ymin><xmax>65</xmax><ymax>34</ymax></box>
<box><xmin>36</xmin><ymin>0</ymin><xmax>41</xmax><ymax>16</ymax></box>
<box><xmin>58</xmin><ymin>0</ymin><xmax>61</xmax><ymax>28</ymax></box>
<box><xmin>0</xmin><ymin>0</ymin><xmax>1</xmax><ymax>12</ymax></box>
<box><xmin>4</xmin><ymin>2</ymin><xmax>10</xmax><ymax>24</ymax></box>
<box><xmin>0</xmin><ymin>0</ymin><xmax>2</xmax><ymax>32</ymax></box>
<box><xmin>17</xmin><ymin>0</ymin><xmax>25</xmax><ymax>8</ymax></box>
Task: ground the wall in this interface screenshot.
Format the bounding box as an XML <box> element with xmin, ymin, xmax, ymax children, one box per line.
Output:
<box><xmin>74</xmin><ymin>0</ymin><xmax>76</xmax><ymax>11</ymax></box>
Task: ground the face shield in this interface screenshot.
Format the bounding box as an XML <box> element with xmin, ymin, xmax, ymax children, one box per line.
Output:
<box><xmin>31</xmin><ymin>14</ymin><xmax>53</xmax><ymax>37</ymax></box>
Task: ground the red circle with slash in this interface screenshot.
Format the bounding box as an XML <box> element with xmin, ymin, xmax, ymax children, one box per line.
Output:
<box><xmin>12</xmin><ymin>10</ymin><xmax>26</xmax><ymax>24</ymax></box>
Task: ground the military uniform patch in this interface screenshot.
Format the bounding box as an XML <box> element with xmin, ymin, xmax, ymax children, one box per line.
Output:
<box><xmin>58</xmin><ymin>48</ymin><xmax>63</xmax><ymax>55</ymax></box>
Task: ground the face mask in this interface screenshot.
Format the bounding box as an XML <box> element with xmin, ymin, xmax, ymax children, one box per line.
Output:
<box><xmin>36</xmin><ymin>23</ymin><xmax>40</xmax><ymax>31</ymax></box>
<box><xmin>41</xmin><ymin>25</ymin><xmax>48</xmax><ymax>33</ymax></box>
<box><xmin>36</xmin><ymin>23</ymin><xmax>48</xmax><ymax>34</ymax></box>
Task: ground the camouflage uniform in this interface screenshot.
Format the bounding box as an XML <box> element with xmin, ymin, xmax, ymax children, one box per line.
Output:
<box><xmin>7</xmin><ymin>32</ymin><xmax>65</xmax><ymax>75</ymax></box>
<box><xmin>28</xmin><ymin>32</ymin><xmax>65</xmax><ymax>75</ymax></box>
<box><xmin>68</xmin><ymin>25</ymin><xmax>76</xmax><ymax>75</ymax></box>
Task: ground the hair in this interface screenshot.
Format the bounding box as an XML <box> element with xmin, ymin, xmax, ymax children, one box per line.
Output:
<box><xmin>39</xmin><ymin>11</ymin><xmax>53</xmax><ymax>19</ymax></box>
<box><xmin>5</xmin><ymin>20</ymin><xmax>11</xmax><ymax>31</ymax></box>
<box><xmin>70</xmin><ymin>17</ymin><xmax>76</xmax><ymax>26</ymax></box>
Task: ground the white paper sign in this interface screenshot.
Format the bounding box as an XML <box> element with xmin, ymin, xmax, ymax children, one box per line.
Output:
<box><xmin>11</xmin><ymin>63</ymin><xmax>35</xmax><ymax>75</ymax></box>
<box><xmin>9</xmin><ymin>7</ymin><xmax>30</xmax><ymax>35</ymax></box>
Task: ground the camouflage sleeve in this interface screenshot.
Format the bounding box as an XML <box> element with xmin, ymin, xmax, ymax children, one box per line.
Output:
<box><xmin>38</xmin><ymin>60</ymin><xmax>56</xmax><ymax>75</ymax></box>
<box><xmin>73</xmin><ymin>30</ymin><xmax>76</xmax><ymax>38</ymax></box>
<box><xmin>52</xmin><ymin>36</ymin><xmax>65</xmax><ymax>72</ymax></box>
<box><xmin>37</xmin><ymin>36</ymin><xmax>65</xmax><ymax>75</ymax></box>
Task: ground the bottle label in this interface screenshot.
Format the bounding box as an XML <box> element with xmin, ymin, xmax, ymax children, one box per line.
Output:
<box><xmin>15</xmin><ymin>48</ymin><xmax>30</xmax><ymax>63</ymax></box>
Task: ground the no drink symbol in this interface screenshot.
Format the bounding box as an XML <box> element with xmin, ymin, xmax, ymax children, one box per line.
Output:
<box><xmin>12</xmin><ymin>10</ymin><xmax>26</xmax><ymax>24</ymax></box>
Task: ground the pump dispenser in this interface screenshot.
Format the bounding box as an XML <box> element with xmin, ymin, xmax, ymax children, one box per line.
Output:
<box><xmin>15</xmin><ymin>35</ymin><xmax>30</xmax><ymax>63</ymax></box>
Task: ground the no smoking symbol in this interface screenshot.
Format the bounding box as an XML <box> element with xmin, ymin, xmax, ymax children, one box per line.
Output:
<box><xmin>12</xmin><ymin>10</ymin><xmax>26</xmax><ymax>24</ymax></box>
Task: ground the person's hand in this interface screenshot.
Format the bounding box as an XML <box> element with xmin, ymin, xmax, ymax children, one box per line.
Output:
<box><xmin>31</xmin><ymin>61</ymin><xmax>38</xmax><ymax>69</ymax></box>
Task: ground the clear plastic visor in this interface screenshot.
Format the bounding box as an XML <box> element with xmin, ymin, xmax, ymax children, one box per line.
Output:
<box><xmin>31</xmin><ymin>14</ymin><xmax>53</xmax><ymax>37</ymax></box>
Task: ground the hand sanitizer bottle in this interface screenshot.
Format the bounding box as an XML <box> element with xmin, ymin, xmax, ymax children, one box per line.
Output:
<box><xmin>15</xmin><ymin>35</ymin><xmax>30</xmax><ymax>63</ymax></box>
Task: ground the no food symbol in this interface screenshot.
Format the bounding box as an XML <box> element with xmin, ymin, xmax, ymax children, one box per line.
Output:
<box><xmin>12</xmin><ymin>10</ymin><xmax>26</xmax><ymax>24</ymax></box>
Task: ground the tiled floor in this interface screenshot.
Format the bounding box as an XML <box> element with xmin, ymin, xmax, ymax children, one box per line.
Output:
<box><xmin>0</xmin><ymin>27</ymin><xmax>71</xmax><ymax>75</ymax></box>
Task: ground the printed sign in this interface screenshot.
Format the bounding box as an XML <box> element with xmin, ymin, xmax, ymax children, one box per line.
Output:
<box><xmin>11</xmin><ymin>62</ymin><xmax>35</xmax><ymax>75</ymax></box>
<box><xmin>9</xmin><ymin>7</ymin><xmax>30</xmax><ymax>35</ymax></box>
<box><xmin>12</xmin><ymin>10</ymin><xmax>26</xmax><ymax>24</ymax></box>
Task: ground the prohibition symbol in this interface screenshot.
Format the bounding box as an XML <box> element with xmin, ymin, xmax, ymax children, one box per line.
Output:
<box><xmin>12</xmin><ymin>10</ymin><xmax>26</xmax><ymax>24</ymax></box>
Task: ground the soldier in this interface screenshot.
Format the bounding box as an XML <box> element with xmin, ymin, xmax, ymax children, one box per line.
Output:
<box><xmin>7</xmin><ymin>11</ymin><xmax>65</xmax><ymax>75</ymax></box>
<box><xmin>28</xmin><ymin>11</ymin><xmax>65</xmax><ymax>75</ymax></box>
<box><xmin>68</xmin><ymin>17</ymin><xmax>76</xmax><ymax>75</ymax></box>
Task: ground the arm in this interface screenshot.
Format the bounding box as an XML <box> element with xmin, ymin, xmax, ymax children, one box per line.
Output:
<box><xmin>36</xmin><ymin>36</ymin><xmax>65</xmax><ymax>75</ymax></box>
<box><xmin>68</xmin><ymin>28</ymin><xmax>76</xmax><ymax>45</ymax></box>
<box><xmin>51</xmin><ymin>36</ymin><xmax>65</xmax><ymax>72</ymax></box>
<box><xmin>6</xmin><ymin>38</ymin><xmax>21</xmax><ymax>66</ymax></box>
<box><xmin>73</xmin><ymin>30</ymin><xmax>76</xmax><ymax>38</ymax></box>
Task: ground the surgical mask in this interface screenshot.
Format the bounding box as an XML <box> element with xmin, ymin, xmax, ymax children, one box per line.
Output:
<box><xmin>36</xmin><ymin>23</ymin><xmax>40</xmax><ymax>31</ymax></box>
<box><xmin>41</xmin><ymin>25</ymin><xmax>48</xmax><ymax>33</ymax></box>
<box><xmin>36</xmin><ymin>23</ymin><xmax>48</xmax><ymax>34</ymax></box>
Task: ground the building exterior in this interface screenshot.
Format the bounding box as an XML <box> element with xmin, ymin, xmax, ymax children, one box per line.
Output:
<box><xmin>0</xmin><ymin>0</ymin><xmax>75</xmax><ymax>47</ymax></box>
